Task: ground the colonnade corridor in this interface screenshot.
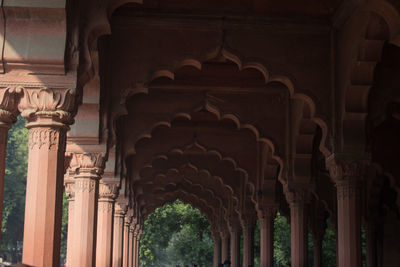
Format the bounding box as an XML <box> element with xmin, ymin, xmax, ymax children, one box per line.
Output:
<box><xmin>0</xmin><ymin>1</ymin><xmax>400</xmax><ymax>267</ymax></box>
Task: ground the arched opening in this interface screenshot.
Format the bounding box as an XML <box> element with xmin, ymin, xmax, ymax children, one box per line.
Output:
<box><xmin>140</xmin><ymin>200</ymin><xmax>213</xmax><ymax>266</ymax></box>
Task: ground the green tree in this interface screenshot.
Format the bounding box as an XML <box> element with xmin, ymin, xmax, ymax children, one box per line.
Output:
<box><xmin>273</xmin><ymin>213</ymin><xmax>291</xmax><ymax>266</ymax></box>
<box><xmin>1</xmin><ymin>117</ymin><xmax>28</xmax><ymax>263</ymax></box>
<box><xmin>139</xmin><ymin>200</ymin><xmax>213</xmax><ymax>266</ymax></box>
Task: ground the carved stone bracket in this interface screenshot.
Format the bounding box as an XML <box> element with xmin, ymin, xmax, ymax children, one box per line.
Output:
<box><xmin>115</xmin><ymin>199</ymin><xmax>128</xmax><ymax>218</ymax></box>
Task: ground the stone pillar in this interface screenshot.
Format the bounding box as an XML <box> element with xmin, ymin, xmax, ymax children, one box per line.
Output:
<box><xmin>0</xmin><ymin>87</ymin><xmax>20</xmax><ymax>242</ymax></box>
<box><xmin>220</xmin><ymin>229</ymin><xmax>230</xmax><ymax>263</ymax></box>
<box><xmin>327</xmin><ymin>159</ymin><xmax>364</xmax><ymax>267</ymax></box>
<box><xmin>135</xmin><ymin>227</ymin><xmax>142</xmax><ymax>267</ymax></box>
<box><xmin>96</xmin><ymin>179</ymin><xmax>119</xmax><ymax>267</ymax></box>
<box><xmin>365</xmin><ymin>221</ymin><xmax>378</xmax><ymax>267</ymax></box>
<box><xmin>229</xmin><ymin>223</ymin><xmax>241</xmax><ymax>267</ymax></box>
<box><xmin>211</xmin><ymin>229</ymin><xmax>221</xmax><ymax>267</ymax></box>
<box><xmin>128</xmin><ymin>224</ymin><xmax>135</xmax><ymax>267</ymax></box>
<box><xmin>286</xmin><ymin>189</ymin><xmax>309</xmax><ymax>267</ymax></box>
<box><xmin>241</xmin><ymin>217</ymin><xmax>256</xmax><ymax>267</ymax></box>
<box><xmin>113</xmin><ymin>200</ymin><xmax>127</xmax><ymax>267</ymax></box>
<box><xmin>69</xmin><ymin>152</ymin><xmax>105</xmax><ymax>267</ymax></box>
<box><xmin>310</xmin><ymin>206</ymin><xmax>326</xmax><ymax>267</ymax></box>
<box><xmin>122</xmin><ymin>213</ymin><xmax>131</xmax><ymax>267</ymax></box>
<box><xmin>19</xmin><ymin>87</ymin><xmax>76</xmax><ymax>267</ymax></box>
<box><xmin>64</xmin><ymin>178</ymin><xmax>75</xmax><ymax>267</ymax></box>
<box><xmin>257</xmin><ymin>206</ymin><xmax>277</xmax><ymax>267</ymax></box>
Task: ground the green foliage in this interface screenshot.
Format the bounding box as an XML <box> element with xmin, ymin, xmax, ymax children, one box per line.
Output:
<box><xmin>322</xmin><ymin>222</ymin><xmax>337</xmax><ymax>267</ymax></box>
<box><xmin>139</xmin><ymin>200</ymin><xmax>213</xmax><ymax>267</ymax></box>
<box><xmin>1</xmin><ymin>117</ymin><xmax>28</xmax><ymax>262</ymax></box>
<box><xmin>273</xmin><ymin>213</ymin><xmax>291</xmax><ymax>266</ymax></box>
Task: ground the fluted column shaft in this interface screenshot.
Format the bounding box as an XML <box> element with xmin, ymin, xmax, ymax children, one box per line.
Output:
<box><xmin>212</xmin><ymin>233</ymin><xmax>221</xmax><ymax>267</ymax></box>
<box><xmin>242</xmin><ymin>219</ymin><xmax>255</xmax><ymax>267</ymax></box>
<box><xmin>327</xmin><ymin>159</ymin><xmax>364</xmax><ymax>267</ymax></box>
<box><xmin>122</xmin><ymin>215</ymin><xmax>131</xmax><ymax>267</ymax></box>
<box><xmin>128</xmin><ymin>226</ymin><xmax>134</xmax><ymax>267</ymax></box>
<box><xmin>96</xmin><ymin>180</ymin><xmax>119</xmax><ymax>267</ymax></box>
<box><xmin>229</xmin><ymin>226</ymin><xmax>240</xmax><ymax>267</ymax></box>
<box><xmin>337</xmin><ymin>180</ymin><xmax>362</xmax><ymax>267</ymax></box>
<box><xmin>22</xmin><ymin>111</ymin><xmax>71</xmax><ymax>266</ymax></box>
<box><xmin>258</xmin><ymin>207</ymin><xmax>277</xmax><ymax>267</ymax></box>
<box><xmin>69</xmin><ymin>153</ymin><xmax>105</xmax><ymax>267</ymax></box>
<box><xmin>221</xmin><ymin>230</ymin><xmax>229</xmax><ymax>262</ymax></box>
<box><xmin>65</xmin><ymin>179</ymin><xmax>75</xmax><ymax>266</ymax></box>
<box><xmin>289</xmin><ymin>201</ymin><xmax>308</xmax><ymax>267</ymax></box>
<box><xmin>113</xmin><ymin>201</ymin><xmax>127</xmax><ymax>267</ymax></box>
<box><xmin>135</xmin><ymin>230</ymin><xmax>141</xmax><ymax>267</ymax></box>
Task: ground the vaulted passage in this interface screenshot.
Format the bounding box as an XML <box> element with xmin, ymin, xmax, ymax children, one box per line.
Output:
<box><xmin>0</xmin><ymin>1</ymin><xmax>400</xmax><ymax>267</ymax></box>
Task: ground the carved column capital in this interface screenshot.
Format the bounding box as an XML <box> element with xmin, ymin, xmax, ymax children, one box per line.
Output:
<box><xmin>0</xmin><ymin>86</ymin><xmax>23</xmax><ymax>126</ymax></box>
<box><xmin>67</xmin><ymin>152</ymin><xmax>106</xmax><ymax>177</ymax></box>
<box><xmin>326</xmin><ymin>154</ymin><xmax>369</xmax><ymax>184</ymax></box>
<box><xmin>64</xmin><ymin>178</ymin><xmax>75</xmax><ymax>201</ymax></box>
<box><xmin>98</xmin><ymin>179</ymin><xmax>119</xmax><ymax>202</ymax></box>
<box><xmin>115</xmin><ymin>201</ymin><xmax>128</xmax><ymax>218</ymax></box>
<box><xmin>283</xmin><ymin>186</ymin><xmax>310</xmax><ymax>206</ymax></box>
<box><xmin>257</xmin><ymin>204</ymin><xmax>278</xmax><ymax>221</ymax></box>
<box><xmin>18</xmin><ymin>87</ymin><xmax>77</xmax><ymax>127</ymax></box>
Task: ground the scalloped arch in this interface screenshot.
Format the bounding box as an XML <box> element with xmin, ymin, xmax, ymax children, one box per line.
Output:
<box><xmin>138</xmin><ymin>162</ymin><xmax>240</xmax><ymax>208</ymax></box>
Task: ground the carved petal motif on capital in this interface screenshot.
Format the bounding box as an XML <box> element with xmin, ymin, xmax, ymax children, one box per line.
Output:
<box><xmin>283</xmin><ymin>186</ymin><xmax>310</xmax><ymax>205</ymax></box>
<box><xmin>257</xmin><ymin>205</ymin><xmax>278</xmax><ymax>220</ymax></box>
<box><xmin>68</xmin><ymin>152</ymin><xmax>106</xmax><ymax>175</ymax></box>
<box><xmin>115</xmin><ymin>202</ymin><xmax>127</xmax><ymax>216</ymax></box>
<box><xmin>326</xmin><ymin>156</ymin><xmax>368</xmax><ymax>184</ymax></box>
<box><xmin>0</xmin><ymin>86</ymin><xmax>23</xmax><ymax>124</ymax></box>
<box><xmin>18</xmin><ymin>87</ymin><xmax>77</xmax><ymax>125</ymax></box>
<box><xmin>98</xmin><ymin>181</ymin><xmax>119</xmax><ymax>200</ymax></box>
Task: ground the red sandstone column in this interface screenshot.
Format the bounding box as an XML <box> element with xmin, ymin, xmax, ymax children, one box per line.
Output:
<box><xmin>96</xmin><ymin>179</ymin><xmax>119</xmax><ymax>267</ymax></box>
<box><xmin>136</xmin><ymin>229</ymin><xmax>141</xmax><ymax>267</ymax></box>
<box><xmin>69</xmin><ymin>152</ymin><xmax>105</xmax><ymax>267</ymax></box>
<box><xmin>229</xmin><ymin>224</ymin><xmax>241</xmax><ymax>267</ymax></box>
<box><xmin>220</xmin><ymin>229</ymin><xmax>229</xmax><ymax>262</ymax></box>
<box><xmin>19</xmin><ymin>87</ymin><xmax>76</xmax><ymax>267</ymax></box>
<box><xmin>241</xmin><ymin>217</ymin><xmax>256</xmax><ymax>267</ymax></box>
<box><xmin>133</xmin><ymin>227</ymin><xmax>142</xmax><ymax>267</ymax></box>
<box><xmin>211</xmin><ymin>230</ymin><xmax>221</xmax><ymax>267</ymax></box>
<box><xmin>288</xmin><ymin>197</ymin><xmax>308</xmax><ymax>267</ymax></box>
<box><xmin>128</xmin><ymin>225</ymin><xmax>135</xmax><ymax>267</ymax></box>
<box><xmin>258</xmin><ymin>206</ymin><xmax>277</xmax><ymax>267</ymax></box>
<box><xmin>113</xmin><ymin>200</ymin><xmax>127</xmax><ymax>267</ymax></box>
<box><xmin>0</xmin><ymin>87</ymin><xmax>20</xmax><ymax>242</ymax></box>
<box><xmin>123</xmin><ymin>213</ymin><xmax>131</xmax><ymax>267</ymax></box>
<box><xmin>336</xmin><ymin>180</ymin><xmax>362</xmax><ymax>267</ymax></box>
<box><xmin>327</xmin><ymin>159</ymin><xmax>364</xmax><ymax>267</ymax></box>
<box><xmin>64</xmin><ymin>178</ymin><xmax>75</xmax><ymax>266</ymax></box>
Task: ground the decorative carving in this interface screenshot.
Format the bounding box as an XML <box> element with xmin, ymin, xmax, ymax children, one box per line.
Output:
<box><xmin>28</xmin><ymin>128</ymin><xmax>61</xmax><ymax>150</ymax></box>
<box><xmin>74</xmin><ymin>179</ymin><xmax>96</xmax><ymax>193</ymax></box>
<box><xmin>98</xmin><ymin>201</ymin><xmax>113</xmax><ymax>212</ymax></box>
<box><xmin>256</xmin><ymin>205</ymin><xmax>278</xmax><ymax>221</ymax></box>
<box><xmin>67</xmin><ymin>152</ymin><xmax>106</xmax><ymax>176</ymax></box>
<box><xmin>18</xmin><ymin>87</ymin><xmax>77</xmax><ymax>125</ymax></box>
<box><xmin>326</xmin><ymin>154</ymin><xmax>369</xmax><ymax>184</ymax></box>
<box><xmin>115</xmin><ymin>201</ymin><xmax>128</xmax><ymax>217</ymax></box>
<box><xmin>64</xmin><ymin>179</ymin><xmax>75</xmax><ymax>200</ymax></box>
<box><xmin>283</xmin><ymin>186</ymin><xmax>310</xmax><ymax>206</ymax></box>
<box><xmin>98</xmin><ymin>180</ymin><xmax>119</xmax><ymax>201</ymax></box>
<box><xmin>0</xmin><ymin>86</ymin><xmax>23</xmax><ymax>124</ymax></box>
